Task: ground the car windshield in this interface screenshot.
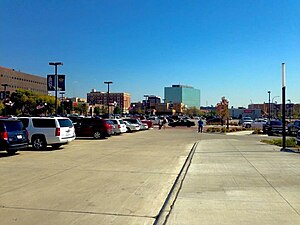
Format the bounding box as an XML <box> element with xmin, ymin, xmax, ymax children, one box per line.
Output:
<box><xmin>4</xmin><ymin>121</ymin><xmax>24</xmax><ymax>131</ymax></box>
<box><xmin>58</xmin><ymin>119</ymin><xmax>73</xmax><ymax>127</ymax></box>
<box><xmin>271</xmin><ymin>121</ymin><xmax>282</xmax><ymax>125</ymax></box>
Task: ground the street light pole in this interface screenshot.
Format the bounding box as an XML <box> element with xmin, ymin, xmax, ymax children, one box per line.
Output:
<box><xmin>104</xmin><ymin>81</ymin><xmax>113</xmax><ymax>116</ymax></box>
<box><xmin>268</xmin><ymin>91</ymin><xmax>271</xmax><ymax>121</ymax></box>
<box><xmin>281</xmin><ymin>63</ymin><xmax>286</xmax><ymax>151</ymax></box>
<box><xmin>49</xmin><ymin>62</ymin><xmax>63</xmax><ymax>115</ymax></box>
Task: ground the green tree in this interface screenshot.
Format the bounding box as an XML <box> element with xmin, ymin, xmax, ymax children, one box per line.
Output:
<box><xmin>0</xmin><ymin>102</ymin><xmax>4</xmax><ymax>115</ymax></box>
<box><xmin>94</xmin><ymin>106</ymin><xmax>100</xmax><ymax>116</ymax></box>
<box><xmin>113</xmin><ymin>106</ymin><xmax>121</xmax><ymax>115</ymax></box>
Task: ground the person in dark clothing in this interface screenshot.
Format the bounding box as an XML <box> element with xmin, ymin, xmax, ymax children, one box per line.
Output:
<box><xmin>198</xmin><ymin>118</ymin><xmax>204</xmax><ymax>133</ymax></box>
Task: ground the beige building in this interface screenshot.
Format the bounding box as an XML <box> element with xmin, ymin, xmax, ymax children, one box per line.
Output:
<box><xmin>0</xmin><ymin>66</ymin><xmax>47</xmax><ymax>95</ymax></box>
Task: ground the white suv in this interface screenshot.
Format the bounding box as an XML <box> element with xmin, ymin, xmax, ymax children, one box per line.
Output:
<box><xmin>110</xmin><ymin>119</ymin><xmax>127</xmax><ymax>134</ymax></box>
<box><xmin>18</xmin><ymin>117</ymin><xmax>75</xmax><ymax>150</ymax></box>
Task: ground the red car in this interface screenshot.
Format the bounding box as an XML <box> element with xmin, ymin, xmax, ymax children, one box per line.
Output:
<box><xmin>141</xmin><ymin>119</ymin><xmax>153</xmax><ymax>128</ymax></box>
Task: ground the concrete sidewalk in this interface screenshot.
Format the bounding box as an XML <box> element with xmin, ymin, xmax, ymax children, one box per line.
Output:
<box><xmin>165</xmin><ymin>137</ymin><xmax>300</xmax><ymax>225</ymax></box>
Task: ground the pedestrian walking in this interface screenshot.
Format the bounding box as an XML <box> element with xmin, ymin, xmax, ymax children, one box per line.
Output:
<box><xmin>198</xmin><ymin>118</ymin><xmax>203</xmax><ymax>133</ymax></box>
<box><xmin>162</xmin><ymin>117</ymin><xmax>168</xmax><ymax>129</ymax></box>
<box><xmin>158</xmin><ymin>118</ymin><xmax>163</xmax><ymax>130</ymax></box>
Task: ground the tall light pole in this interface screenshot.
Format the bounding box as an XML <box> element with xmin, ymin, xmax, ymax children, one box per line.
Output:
<box><xmin>49</xmin><ymin>62</ymin><xmax>63</xmax><ymax>115</ymax></box>
<box><xmin>281</xmin><ymin>63</ymin><xmax>286</xmax><ymax>151</ymax></box>
<box><xmin>268</xmin><ymin>91</ymin><xmax>271</xmax><ymax>121</ymax></box>
<box><xmin>104</xmin><ymin>81</ymin><xmax>113</xmax><ymax>116</ymax></box>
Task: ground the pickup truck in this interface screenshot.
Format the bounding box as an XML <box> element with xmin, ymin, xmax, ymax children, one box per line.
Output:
<box><xmin>263</xmin><ymin>120</ymin><xmax>287</xmax><ymax>136</ymax></box>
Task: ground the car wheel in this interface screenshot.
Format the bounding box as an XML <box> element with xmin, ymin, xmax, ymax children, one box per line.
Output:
<box><xmin>246</xmin><ymin>124</ymin><xmax>251</xmax><ymax>128</ymax></box>
<box><xmin>51</xmin><ymin>144</ymin><xmax>62</xmax><ymax>149</ymax></box>
<box><xmin>6</xmin><ymin>150</ymin><xmax>17</xmax><ymax>155</ymax></box>
<box><xmin>93</xmin><ymin>131</ymin><xmax>102</xmax><ymax>139</ymax></box>
<box><xmin>32</xmin><ymin>136</ymin><xmax>47</xmax><ymax>150</ymax></box>
<box><xmin>127</xmin><ymin>128</ymin><xmax>132</xmax><ymax>133</ymax></box>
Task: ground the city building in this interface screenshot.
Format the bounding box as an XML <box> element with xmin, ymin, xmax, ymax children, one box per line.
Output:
<box><xmin>0</xmin><ymin>66</ymin><xmax>47</xmax><ymax>98</ymax></box>
<box><xmin>164</xmin><ymin>85</ymin><xmax>200</xmax><ymax>108</ymax></box>
<box><xmin>87</xmin><ymin>89</ymin><xmax>131</xmax><ymax>113</ymax></box>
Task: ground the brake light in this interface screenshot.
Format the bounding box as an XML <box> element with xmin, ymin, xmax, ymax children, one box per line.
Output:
<box><xmin>0</xmin><ymin>131</ymin><xmax>8</xmax><ymax>140</ymax></box>
<box><xmin>118</xmin><ymin>125</ymin><xmax>121</xmax><ymax>128</ymax></box>
<box><xmin>55</xmin><ymin>128</ymin><xmax>60</xmax><ymax>136</ymax></box>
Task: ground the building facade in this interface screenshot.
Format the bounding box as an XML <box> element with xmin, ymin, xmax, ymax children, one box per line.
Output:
<box><xmin>164</xmin><ymin>85</ymin><xmax>200</xmax><ymax>108</ymax></box>
<box><xmin>0</xmin><ymin>66</ymin><xmax>47</xmax><ymax>97</ymax></box>
<box><xmin>87</xmin><ymin>90</ymin><xmax>131</xmax><ymax>113</ymax></box>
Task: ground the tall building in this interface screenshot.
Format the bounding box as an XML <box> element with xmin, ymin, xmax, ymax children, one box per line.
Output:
<box><xmin>164</xmin><ymin>85</ymin><xmax>200</xmax><ymax>108</ymax></box>
<box><xmin>87</xmin><ymin>89</ymin><xmax>131</xmax><ymax>113</ymax></box>
<box><xmin>0</xmin><ymin>66</ymin><xmax>47</xmax><ymax>96</ymax></box>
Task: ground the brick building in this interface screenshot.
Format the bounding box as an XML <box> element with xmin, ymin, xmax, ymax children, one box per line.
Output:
<box><xmin>87</xmin><ymin>89</ymin><xmax>131</xmax><ymax>113</ymax></box>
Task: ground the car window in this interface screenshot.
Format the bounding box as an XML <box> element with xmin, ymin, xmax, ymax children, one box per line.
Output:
<box><xmin>119</xmin><ymin>119</ymin><xmax>124</xmax><ymax>124</ymax></box>
<box><xmin>58</xmin><ymin>119</ymin><xmax>73</xmax><ymax>127</ymax></box>
<box><xmin>19</xmin><ymin>118</ymin><xmax>29</xmax><ymax>128</ymax></box>
<box><xmin>4</xmin><ymin>121</ymin><xmax>24</xmax><ymax>131</ymax></box>
<box><xmin>32</xmin><ymin>119</ymin><xmax>56</xmax><ymax>128</ymax></box>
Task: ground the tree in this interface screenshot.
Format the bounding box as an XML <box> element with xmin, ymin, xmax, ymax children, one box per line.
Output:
<box><xmin>0</xmin><ymin>102</ymin><xmax>4</xmax><ymax>115</ymax></box>
<box><xmin>216</xmin><ymin>96</ymin><xmax>229</xmax><ymax>126</ymax></box>
<box><xmin>113</xmin><ymin>106</ymin><xmax>121</xmax><ymax>115</ymax></box>
<box><xmin>94</xmin><ymin>106</ymin><xmax>100</xmax><ymax>116</ymax></box>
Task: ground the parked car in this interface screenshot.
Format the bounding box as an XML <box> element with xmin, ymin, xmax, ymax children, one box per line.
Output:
<box><xmin>262</xmin><ymin>120</ymin><xmax>287</xmax><ymax>136</ymax></box>
<box><xmin>242</xmin><ymin>117</ymin><xmax>254</xmax><ymax>128</ymax></box>
<box><xmin>296</xmin><ymin>130</ymin><xmax>300</xmax><ymax>145</ymax></box>
<box><xmin>141</xmin><ymin>119</ymin><xmax>153</xmax><ymax>128</ymax></box>
<box><xmin>124</xmin><ymin>118</ymin><xmax>148</xmax><ymax>130</ymax></box>
<box><xmin>168</xmin><ymin>119</ymin><xmax>195</xmax><ymax>127</ymax></box>
<box><xmin>123</xmin><ymin>121</ymin><xmax>140</xmax><ymax>132</ymax></box>
<box><xmin>287</xmin><ymin>120</ymin><xmax>300</xmax><ymax>136</ymax></box>
<box><xmin>239</xmin><ymin>116</ymin><xmax>253</xmax><ymax>126</ymax></box>
<box><xmin>243</xmin><ymin>118</ymin><xmax>267</xmax><ymax>129</ymax></box>
<box><xmin>206</xmin><ymin>117</ymin><xmax>223</xmax><ymax>125</ymax></box>
<box><xmin>105</xmin><ymin>119</ymin><xmax>117</xmax><ymax>135</ymax></box>
<box><xmin>109</xmin><ymin>119</ymin><xmax>127</xmax><ymax>134</ymax></box>
<box><xmin>0</xmin><ymin>118</ymin><xmax>29</xmax><ymax>154</ymax></box>
<box><xmin>147</xmin><ymin>116</ymin><xmax>160</xmax><ymax>125</ymax></box>
<box><xmin>18</xmin><ymin>117</ymin><xmax>75</xmax><ymax>150</ymax></box>
<box><xmin>74</xmin><ymin>117</ymin><xmax>113</xmax><ymax>139</ymax></box>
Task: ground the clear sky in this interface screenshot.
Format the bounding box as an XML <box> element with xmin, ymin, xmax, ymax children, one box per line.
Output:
<box><xmin>1</xmin><ymin>0</ymin><xmax>300</xmax><ymax>107</ymax></box>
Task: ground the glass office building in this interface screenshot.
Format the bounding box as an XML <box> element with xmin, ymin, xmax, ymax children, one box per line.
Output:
<box><xmin>164</xmin><ymin>85</ymin><xmax>200</xmax><ymax>108</ymax></box>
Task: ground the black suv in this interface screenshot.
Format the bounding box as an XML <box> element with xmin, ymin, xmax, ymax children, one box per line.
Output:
<box><xmin>263</xmin><ymin>120</ymin><xmax>286</xmax><ymax>136</ymax></box>
<box><xmin>72</xmin><ymin>117</ymin><xmax>113</xmax><ymax>139</ymax></box>
<box><xmin>0</xmin><ymin>118</ymin><xmax>29</xmax><ymax>154</ymax></box>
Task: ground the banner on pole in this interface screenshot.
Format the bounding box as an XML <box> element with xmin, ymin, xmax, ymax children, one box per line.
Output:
<box><xmin>58</xmin><ymin>75</ymin><xmax>66</xmax><ymax>91</ymax></box>
<box><xmin>47</xmin><ymin>75</ymin><xmax>55</xmax><ymax>91</ymax></box>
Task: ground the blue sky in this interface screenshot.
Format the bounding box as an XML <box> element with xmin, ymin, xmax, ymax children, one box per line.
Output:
<box><xmin>1</xmin><ymin>0</ymin><xmax>300</xmax><ymax>107</ymax></box>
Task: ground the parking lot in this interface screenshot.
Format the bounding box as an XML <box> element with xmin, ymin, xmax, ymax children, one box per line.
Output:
<box><xmin>1</xmin><ymin>126</ymin><xmax>300</xmax><ymax>225</ymax></box>
<box><xmin>0</xmin><ymin>127</ymin><xmax>200</xmax><ymax>225</ymax></box>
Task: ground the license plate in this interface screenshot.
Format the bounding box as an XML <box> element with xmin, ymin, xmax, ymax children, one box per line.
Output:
<box><xmin>17</xmin><ymin>135</ymin><xmax>23</xmax><ymax>139</ymax></box>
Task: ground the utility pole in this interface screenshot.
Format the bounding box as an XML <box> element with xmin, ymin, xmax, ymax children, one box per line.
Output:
<box><xmin>104</xmin><ymin>81</ymin><xmax>113</xmax><ymax>116</ymax></box>
<box><xmin>49</xmin><ymin>62</ymin><xmax>63</xmax><ymax>115</ymax></box>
